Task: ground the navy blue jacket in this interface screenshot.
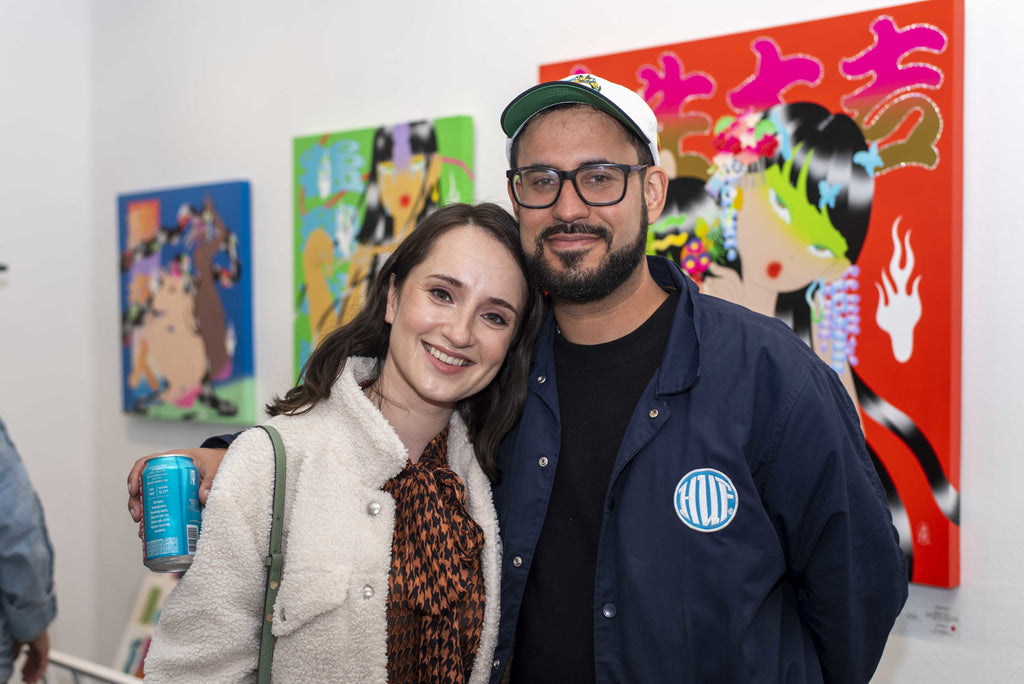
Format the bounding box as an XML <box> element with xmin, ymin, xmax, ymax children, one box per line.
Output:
<box><xmin>489</xmin><ymin>256</ymin><xmax>908</xmax><ymax>683</ymax></box>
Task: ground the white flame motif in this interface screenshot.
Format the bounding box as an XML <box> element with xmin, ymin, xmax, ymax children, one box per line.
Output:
<box><xmin>875</xmin><ymin>217</ymin><xmax>922</xmax><ymax>363</ymax></box>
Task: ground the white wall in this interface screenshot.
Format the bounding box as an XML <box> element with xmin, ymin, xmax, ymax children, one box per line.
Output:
<box><xmin>2</xmin><ymin>0</ymin><xmax>1022</xmax><ymax>679</ymax></box>
<box><xmin>0</xmin><ymin>0</ymin><xmax>96</xmax><ymax>660</ymax></box>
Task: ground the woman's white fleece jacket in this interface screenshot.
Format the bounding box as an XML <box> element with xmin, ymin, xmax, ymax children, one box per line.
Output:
<box><xmin>144</xmin><ymin>357</ymin><xmax>501</xmax><ymax>683</ymax></box>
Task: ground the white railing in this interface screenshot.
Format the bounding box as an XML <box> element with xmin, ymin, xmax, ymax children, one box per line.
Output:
<box><xmin>35</xmin><ymin>649</ymin><xmax>141</xmax><ymax>684</ymax></box>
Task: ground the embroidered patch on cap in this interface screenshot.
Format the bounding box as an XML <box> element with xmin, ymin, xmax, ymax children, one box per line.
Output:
<box><xmin>570</xmin><ymin>74</ymin><xmax>601</xmax><ymax>91</ymax></box>
<box><xmin>673</xmin><ymin>468</ymin><xmax>738</xmax><ymax>532</ymax></box>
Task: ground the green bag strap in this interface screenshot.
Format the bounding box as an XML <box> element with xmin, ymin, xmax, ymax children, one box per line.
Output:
<box><xmin>256</xmin><ymin>425</ymin><xmax>286</xmax><ymax>684</ymax></box>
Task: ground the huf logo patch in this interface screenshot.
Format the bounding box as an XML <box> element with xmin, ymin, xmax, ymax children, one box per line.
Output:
<box><xmin>674</xmin><ymin>468</ymin><xmax>738</xmax><ymax>532</ymax></box>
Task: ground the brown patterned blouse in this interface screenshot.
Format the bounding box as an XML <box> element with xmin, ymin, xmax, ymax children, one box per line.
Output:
<box><xmin>381</xmin><ymin>425</ymin><xmax>486</xmax><ymax>683</ymax></box>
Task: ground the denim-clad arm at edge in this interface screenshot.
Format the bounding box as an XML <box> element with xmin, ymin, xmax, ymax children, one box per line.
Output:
<box><xmin>0</xmin><ymin>417</ymin><xmax>57</xmax><ymax>682</ymax></box>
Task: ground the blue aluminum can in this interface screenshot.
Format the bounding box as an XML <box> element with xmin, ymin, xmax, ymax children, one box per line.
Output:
<box><xmin>142</xmin><ymin>455</ymin><xmax>201</xmax><ymax>572</ymax></box>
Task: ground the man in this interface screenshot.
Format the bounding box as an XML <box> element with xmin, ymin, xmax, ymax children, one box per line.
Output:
<box><xmin>1</xmin><ymin>416</ymin><xmax>56</xmax><ymax>684</ymax></box>
<box><xmin>129</xmin><ymin>74</ymin><xmax>908</xmax><ymax>683</ymax></box>
<box><xmin>492</xmin><ymin>74</ymin><xmax>906</xmax><ymax>683</ymax></box>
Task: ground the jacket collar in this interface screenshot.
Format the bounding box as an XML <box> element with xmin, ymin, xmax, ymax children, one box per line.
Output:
<box><xmin>316</xmin><ymin>356</ymin><xmax>411</xmax><ymax>487</ymax></box>
<box><xmin>646</xmin><ymin>255</ymin><xmax>702</xmax><ymax>396</ymax></box>
<box><xmin>531</xmin><ymin>256</ymin><xmax>702</xmax><ymax>398</ymax></box>
<box><xmin>320</xmin><ymin>356</ymin><xmax>477</xmax><ymax>486</ymax></box>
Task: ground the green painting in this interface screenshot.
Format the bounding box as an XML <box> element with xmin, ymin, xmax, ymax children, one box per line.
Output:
<box><xmin>292</xmin><ymin>116</ymin><xmax>474</xmax><ymax>377</ymax></box>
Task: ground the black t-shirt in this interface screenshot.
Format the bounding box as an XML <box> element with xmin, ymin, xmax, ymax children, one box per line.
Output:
<box><xmin>510</xmin><ymin>290</ymin><xmax>679</xmax><ymax>683</ymax></box>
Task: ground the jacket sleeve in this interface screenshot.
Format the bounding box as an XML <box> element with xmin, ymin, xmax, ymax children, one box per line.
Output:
<box><xmin>763</xmin><ymin>363</ymin><xmax>909</xmax><ymax>684</ymax></box>
<box><xmin>144</xmin><ymin>428</ymin><xmax>276</xmax><ymax>683</ymax></box>
<box><xmin>199</xmin><ymin>432</ymin><xmax>243</xmax><ymax>449</ymax></box>
<box><xmin>0</xmin><ymin>419</ymin><xmax>57</xmax><ymax>644</ymax></box>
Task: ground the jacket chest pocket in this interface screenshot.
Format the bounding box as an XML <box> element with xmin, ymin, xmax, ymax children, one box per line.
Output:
<box><xmin>272</xmin><ymin>563</ymin><xmax>352</xmax><ymax>637</ymax></box>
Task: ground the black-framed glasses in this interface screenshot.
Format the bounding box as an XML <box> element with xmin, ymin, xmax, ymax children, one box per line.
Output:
<box><xmin>506</xmin><ymin>163</ymin><xmax>648</xmax><ymax>209</ymax></box>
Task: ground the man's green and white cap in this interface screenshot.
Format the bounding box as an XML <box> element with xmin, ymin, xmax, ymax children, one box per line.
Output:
<box><xmin>501</xmin><ymin>73</ymin><xmax>660</xmax><ymax>166</ymax></box>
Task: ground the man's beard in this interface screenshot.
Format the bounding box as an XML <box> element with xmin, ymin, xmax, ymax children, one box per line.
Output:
<box><xmin>525</xmin><ymin>201</ymin><xmax>649</xmax><ymax>303</ymax></box>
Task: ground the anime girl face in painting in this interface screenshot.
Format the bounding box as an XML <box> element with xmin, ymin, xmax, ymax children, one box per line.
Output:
<box><xmin>653</xmin><ymin>103</ymin><xmax>873</xmax><ymax>376</ymax></box>
<box><xmin>372</xmin><ymin>122</ymin><xmax>442</xmax><ymax>237</ymax></box>
<box><xmin>732</xmin><ymin>150</ymin><xmax>854</xmax><ymax>295</ymax></box>
<box><xmin>705</xmin><ymin>103</ymin><xmax>871</xmax><ymax>309</ymax></box>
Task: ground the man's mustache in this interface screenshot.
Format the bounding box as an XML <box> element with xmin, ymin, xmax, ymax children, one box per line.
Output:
<box><xmin>538</xmin><ymin>224</ymin><xmax>612</xmax><ymax>244</ymax></box>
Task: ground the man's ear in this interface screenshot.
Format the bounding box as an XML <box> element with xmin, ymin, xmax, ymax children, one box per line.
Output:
<box><xmin>384</xmin><ymin>274</ymin><xmax>398</xmax><ymax>324</ymax></box>
<box><xmin>644</xmin><ymin>165</ymin><xmax>670</xmax><ymax>225</ymax></box>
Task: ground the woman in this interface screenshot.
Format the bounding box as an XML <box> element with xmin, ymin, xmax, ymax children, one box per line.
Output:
<box><xmin>143</xmin><ymin>202</ymin><xmax>544</xmax><ymax>683</ymax></box>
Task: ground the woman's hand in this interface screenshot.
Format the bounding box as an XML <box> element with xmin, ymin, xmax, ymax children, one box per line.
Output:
<box><xmin>127</xmin><ymin>448</ymin><xmax>228</xmax><ymax>539</ymax></box>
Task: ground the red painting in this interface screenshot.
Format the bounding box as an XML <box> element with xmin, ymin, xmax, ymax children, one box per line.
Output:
<box><xmin>540</xmin><ymin>0</ymin><xmax>963</xmax><ymax>587</ymax></box>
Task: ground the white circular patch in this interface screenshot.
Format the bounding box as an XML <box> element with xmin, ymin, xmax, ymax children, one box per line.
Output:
<box><xmin>673</xmin><ymin>468</ymin><xmax>738</xmax><ymax>533</ymax></box>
